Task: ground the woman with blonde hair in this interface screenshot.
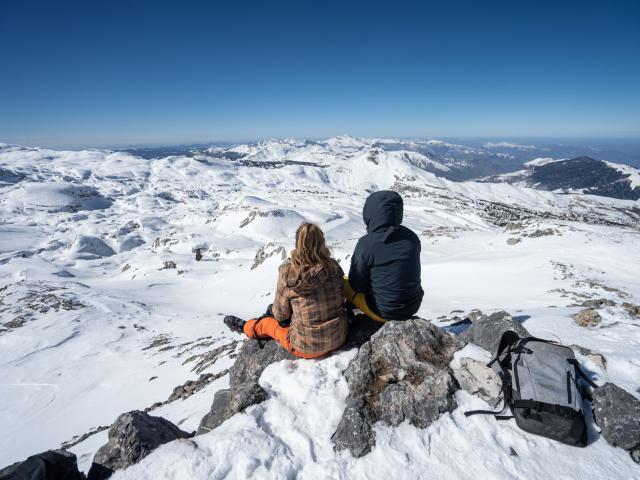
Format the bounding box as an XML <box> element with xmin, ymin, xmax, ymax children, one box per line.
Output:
<box><xmin>224</xmin><ymin>222</ymin><xmax>348</xmax><ymax>358</ymax></box>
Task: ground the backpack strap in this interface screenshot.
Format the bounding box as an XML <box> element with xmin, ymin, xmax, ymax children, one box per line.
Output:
<box><xmin>567</xmin><ymin>358</ymin><xmax>599</xmax><ymax>389</ymax></box>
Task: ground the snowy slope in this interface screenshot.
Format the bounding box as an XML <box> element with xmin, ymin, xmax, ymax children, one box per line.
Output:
<box><xmin>1</xmin><ymin>138</ymin><xmax>639</xmax><ymax>477</ymax></box>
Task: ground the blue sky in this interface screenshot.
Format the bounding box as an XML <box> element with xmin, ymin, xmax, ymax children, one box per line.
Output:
<box><xmin>1</xmin><ymin>0</ymin><xmax>639</xmax><ymax>148</ymax></box>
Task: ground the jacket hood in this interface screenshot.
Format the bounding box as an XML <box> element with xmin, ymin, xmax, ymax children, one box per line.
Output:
<box><xmin>362</xmin><ymin>190</ymin><xmax>403</xmax><ymax>236</ymax></box>
<box><xmin>287</xmin><ymin>262</ymin><xmax>334</xmax><ymax>294</ymax></box>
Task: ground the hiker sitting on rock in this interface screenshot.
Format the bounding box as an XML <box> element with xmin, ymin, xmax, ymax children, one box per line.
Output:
<box><xmin>344</xmin><ymin>190</ymin><xmax>424</xmax><ymax>322</ymax></box>
<box><xmin>224</xmin><ymin>222</ymin><xmax>348</xmax><ymax>358</ymax></box>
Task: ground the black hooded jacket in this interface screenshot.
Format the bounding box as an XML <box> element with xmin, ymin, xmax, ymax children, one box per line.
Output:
<box><xmin>349</xmin><ymin>190</ymin><xmax>424</xmax><ymax>320</ymax></box>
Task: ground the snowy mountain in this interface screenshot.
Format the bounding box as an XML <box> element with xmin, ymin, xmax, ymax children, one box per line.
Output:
<box><xmin>483</xmin><ymin>156</ymin><xmax>640</xmax><ymax>200</ymax></box>
<box><xmin>1</xmin><ymin>138</ymin><xmax>640</xmax><ymax>478</ymax></box>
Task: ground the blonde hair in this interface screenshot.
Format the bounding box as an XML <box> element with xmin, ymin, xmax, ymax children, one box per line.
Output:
<box><xmin>291</xmin><ymin>223</ymin><xmax>334</xmax><ymax>276</ymax></box>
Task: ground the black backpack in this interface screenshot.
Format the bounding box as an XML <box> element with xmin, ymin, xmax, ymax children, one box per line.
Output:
<box><xmin>465</xmin><ymin>331</ymin><xmax>598</xmax><ymax>447</ymax></box>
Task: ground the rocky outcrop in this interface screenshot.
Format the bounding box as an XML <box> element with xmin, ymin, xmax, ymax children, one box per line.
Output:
<box><xmin>331</xmin><ymin>319</ymin><xmax>462</xmax><ymax>457</ymax></box>
<box><xmin>574</xmin><ymin>309</ymin><xmax>601</xmax><ymax>327</ymax></box>
<box><xmin>0</xmin><ymin>450</ymin><xmax>84</xmax><ymax>480</ymax></box>
<box><xmin>198</xmin><ymin>339</ymin><xmax>296</xmax><ymax>434</ymax></box>
<box><xmin>623</xmin><ymin>302</ymin><xmax>640</xmax><ymax>318</ymax></box>
<box><xmin>571</xmin><ymin>344</ymin><xmax>607</xmax><ymax>369</ymax></box>
<box><xmin>580</xmin><ymin>298</ymin><xmax>615</xmax><ymax>309</ymax></box>
<box><xmin>592</xmin><ymin>383</ymin><xmax>640</xmax><ymax>463</ymax></box>
<box><xmin>87</xmin><ymin>411</ymin><xmax>191</xmax><ymax>480</ymax></box>
<box><xmin>451</xmin><ymin>357</ymin><xmax>502</xmax><ymax>404</ymax></box>
<box><xmin>458</xmin><ymin>310</ymin><xmax>529</xmax><ymax>354</ymax></box>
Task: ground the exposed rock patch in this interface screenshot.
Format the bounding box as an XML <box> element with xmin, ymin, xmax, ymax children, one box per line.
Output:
<box><xmin>451</xmin><ymin>357</ymin><xmax>502</xmax><ymax>404</ymax></box>
<box><xmin>87</xmin><ymin>411</ymin><xmax>191</xmax><ymax>479</ymax></box>
<box><xmin>0</xmin><ymin>449</ymin><xmax>84</xmax><ymax>480</ymax></box>
<box><xmin>198</xmin><ymin>339</ymin><xmax>295</xmax><ymax>434</ymax></box>
<box><xmin>331</xmin><ymin>319</ymin><xmax>462</xmax><ymax>457</ymax></box>
<box><xmin>574</xmin><ymin>309</ymin><xmax>602</xmax><ymax>327</ymax></box>
<box><xmin>251</xmin><ymin>243</ymin><xmax>287</xmax><ymax>270</ymax></box>
<box><xmin>458</xmin><ymin>311</ymin><xmax>529</xmax><ymax>354</ymax></box>
<box><xmin>592</xmin><ymin>383</ymin><xmax>640</xmax><ymax>463</ymax></box>
<box><xmin>581</xmin><ymin>298</ymin><xmax>615</xmax><ymax>309</ymax></box>
<box><xmin>571</xmin><ymin>344</ymin><xmax>607</xmax><ymax>369</ymax></box>
<box><xmin>623</xmin><ymin>302</ymin><xmax>640</xmax><ymax>318</ymax></box>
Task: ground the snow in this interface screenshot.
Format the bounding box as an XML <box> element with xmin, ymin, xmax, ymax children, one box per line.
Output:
<box><xmin>605</xmin><ymin>161</ymin><xmax>640</xmax><ymax>189</ymax></box>
<box><xmin>0</xmin><ymin>138</ymin><xmax>639</xmax><ymax>478</ymax></box>
<box><xmin>484</xmin><ymin>141</ymin><xmax>537</xmax><ymax>150</ymax></box>
<box><xmin>524</xmin><ymin>157</ymin><xmax>560</xmax><ymax>166</ymax></box>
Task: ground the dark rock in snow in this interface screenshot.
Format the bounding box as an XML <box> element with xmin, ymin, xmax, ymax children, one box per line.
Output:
<box><xmin>332</xmin><ymin>319</ymin><xmax>462</xmax><ymax>457</ymax></box>
<box><xmin>580</xmin><ymin>298</ymin><xmax>615</xmax><ymax>309</ymax></box>
<box><xmin>87</xmin><ymin>410</ymin><xmax>191</xmax><ymax>480</ymax></box>
<box><xmin>199</xmin><ymin>382</ymin><xmax>268</xmax><ymax>433</ymax></box>
<box><xmin>0</xmin><ymin>449</ymin><xmax>84</xmax><ymax>480</ymax></box>
<box><xmin>198</xmin><ymin>339</ymin><xmax>295</xmax><ymax>434</ymax></box>
<box><xmin>592</xmin><ymin>383</ymin><xmax>640</xmax><ymax>453</ymax></box>
<box><xmin>458</xmin><ymin>311</ymin><xmax>529</xmax><ymax>354</ymax></box>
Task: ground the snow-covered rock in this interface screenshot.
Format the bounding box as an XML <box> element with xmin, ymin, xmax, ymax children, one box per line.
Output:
<box><xmin>5</xmin><ymin>182</ymin><xmax>111</xmax><ymax>213</ymax></box>
<box><xmin>458</xmin><ymin>311</ymin><xmax>529</xmax><ymax>354</ymax></box>
<box><xmin>332</xmin><ymin>319</ymin><xmax>461</xmax><ymax>457</ymax></box>
<box><xmin>87</xmin><ymin>411</ymin><xmax>191</xmax><ymax>479</ymax></box>
<box><xmin>198</xmin><ymin>339</ymin><xmax>295</xmax><ymax>434</ymax></box>
<box><xmin>68</xmin><ymin>235</ymin><xmax>116</xmax><ymax>260</ymax></box>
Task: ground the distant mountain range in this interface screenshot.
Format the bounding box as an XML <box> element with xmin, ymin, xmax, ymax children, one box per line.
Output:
<box><xmin>483</xmin><ymin>156</ymin><xmax>640</xmax><ymax>201</ymax></box>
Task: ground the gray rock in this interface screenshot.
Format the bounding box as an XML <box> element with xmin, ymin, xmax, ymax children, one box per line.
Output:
<box><xmin>229</xmin><ymin>338</ymin><xmax>296</xmax><ymax>387</ymax></box>
<box><xmin>458</xmin><ymin>311</ymin><xmax>529</xmax><ymax>354</ymax></box>
<box><xmin>0</xmin><ymin>450</ymin><xmax>84</xmax><ymax>480</ymax></box>
<box><xmin>574</xmin><ymin>309</ymin><xmax>601</xmax><ymax>327</ymax></box>
<box><xmin>581</xmin><ymin>298</ymin><xmax>615</xmax><ymax>309</ymax></box>
<box><xmin>571</xmin><ymin>344</ymin><xmax>607</xmax><ymax>369</ymax></box>
<box><xmin>631</xmin><ymin>446</ymin><xmax>640</xmax><ymax>464</ymax></box>
<box><xmin>198</xmin><ymin>383</ymin><xmax>268</xmax><ymax>433</ymax></box>
<box><xmin>197</xmin><ymin>339</ymin><xmax>295</xmax><ymax>434</ymax></box>
<box><xmin>452</xmin><ymin>357</ymin><xmax>502</xmax><ymax>404</ymax></box>
<box><xmin>623</xmin><ymin>302</ymin><xmax>640</xmax><ymax>318</ymax></box>
<box><xmin>466</xmin><ymin>309</ymin><xmax>487</xmax><ymax>323</ymax></box>
<box><xmin>506</xmin><ymin>237</ymin><xmax>521</xmax><ymax>245</ymax></box>
<box><xmin>161</xmin><ymin>260</ymin><xmax>177</xmax><ymax>270</ymax></box>
<box><xmin>87</xmin><ymin>411</ymin><xmax>191</xmax><ymax>480</ymax></box>
<box><xmin>592</xmin><ymin>383</ymin><xmax>640</xmax><ymax>452</ymax></box>
<box><xmin>332</xmin><ymin>319</ymin><xmax>461</xmax><ymax>457</ymax></box>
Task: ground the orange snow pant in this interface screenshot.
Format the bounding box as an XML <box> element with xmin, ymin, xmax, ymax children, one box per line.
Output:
<box><xmin>343</xmin><ymin>277</ymin><xmax>386</xmax><ymax>323</ymax></box>
<box><xmin>243</xmin><ymin>316</ymin><xmax>326</xmax><ymax>359</ymax></box>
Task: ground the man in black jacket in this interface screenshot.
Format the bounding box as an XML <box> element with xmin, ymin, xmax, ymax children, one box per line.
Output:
<box><xmin>345</xmin><ymin>190</ymin><xmax>424</xmax><ymax>321</ymax></box>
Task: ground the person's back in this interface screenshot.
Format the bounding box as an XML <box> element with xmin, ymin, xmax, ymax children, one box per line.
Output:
<box><xmin>348</xmin><ymin>190</ymin><xmax>423</xmax><ymax>320</ymax></box>
<box><xmin>224</xmin><ymin>222</ymin><xmax>347</xmax><ymax>358</ymax></box>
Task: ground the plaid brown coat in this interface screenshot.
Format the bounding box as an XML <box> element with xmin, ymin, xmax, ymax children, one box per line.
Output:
<box><xmin>272</xmin><ymin>259</ymin><xmax>348</xmax><ymax>355</ymax></box>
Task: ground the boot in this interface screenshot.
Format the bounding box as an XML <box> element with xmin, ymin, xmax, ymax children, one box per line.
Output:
<box><xmin>224</xmin><ymin>315</ymin><xmax>246</xmax><ymax>334</ymax></box>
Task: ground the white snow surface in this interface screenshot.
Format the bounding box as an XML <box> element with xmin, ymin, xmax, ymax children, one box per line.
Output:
<box><xmin>1</xmin><ymin>137</ymin><xmax>640</xmax><ymax>478</ymax></box>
